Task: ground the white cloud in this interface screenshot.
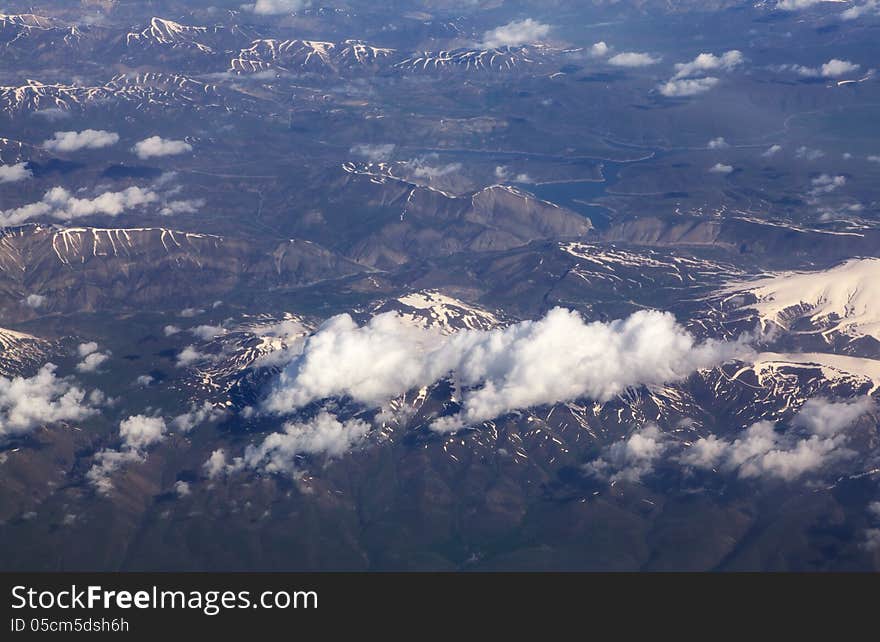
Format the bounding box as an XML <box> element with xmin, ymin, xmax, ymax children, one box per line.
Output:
<box><xmin>0</xmin><ymin>162</ymin><xmax>32</xmax><ymax>184</ymax></box>
<box><xmin>867</xmin><ymin>155</ymin><xmax>880</xmax><ymax>163</ymax></box>
<box><xmin>776</xmin><ymin>0</ymin><xmax>826</xmax><ymax>9</ymax></box>
<box><xmin>809</xmin><ymin>174</ymin><xmax>846</xmax><ymax>197</ymax></box>
<box><xmin>673</xmin><ymin>51</ymin><xmax>744</xmax><ymax>79</ymax></box>
<box><xmin>710</xmin><ymin>163</ymin><xmax>734</xmax><ymax>174</ymax></box>
<box><xmin>190</xmin><ymin>325</ymin><xmax>225</xmax><ymax>340</ymax></box>
<box><xmin>78</xmin><ymin>342</ymin><xmax>99</xmax><ymax>358</ymax></box>
<box><xmin>658</xmin><ymin>77</ymin><xmax>720</xmax><ymax>97</ymax></box>
<box><xmin>350</xmin><ymin>144</ymin><xmax>395</xmax><ymax>162</ymax></box>
<box><xmin>204</xmin><ymin>449</ymin><xmax>228</xmax><ymax>479</ymax></box>
<box><xmin>174</xmin><ymin>480</ymin><xmax>191</xmax><ymax>497</ymax></box>
<box><xmin>76</xmin><ymin>351</ymin><xmax>110</xmax><ymax>374</ymax></box>
<box><xmin>170</xmin><ymin>401</ymin><xmax>224</xmax><ymax>433</ymax></box>
<box><xmin>179</xmin><ymin>308</ymin><xmax>203</xmax><ymax>318</ymax></box>
<box><xmin>220</xmin><ymin>411</ymin><xmax>371</xmax><ymax>477</ymax></box>
<box><xmin>263</xmin><ymin>308</ymin><xmax>747</xmax><ymax>433</ymax></box>
<box><xmin>163</xmin><ymin>325</ymin><xmax>181</xmax><ymax>336</ymax></box>
<box><xmin>683</xmin><ymin>398</ymin><xmax>872</xmax><ymax>481</ymax></box>
<box><xmin>136</xmin><ymin>375</ymin><xmax>154</xmax><ymax>386</ymax></box>
<box><xmin>789</xmin><ymin>59</ymin><xmax>861</xmax><ymax>78</ymax></box>
<box><xmin>584</xmin><ymin>424</ymin><xmax>668</xmax><ymax>483</ymax></box>
<box><xmin>589</xmin><ymin>41</ymin><xmax>610</xmax><ymax>57</ymax></box>
<box><xmin>87</xmin><ymin>415</ymin><xmax>167</xmax><ymax>494</ymax></box>
<box><xmin>24</xmin><ymin>294</ymin><xmax>46</xmax><ymax>309</ymax></box>
<box><xmin>43</xmin><ymin>130</ymin><xmax>119</xmax><ymax>153</ymax></box>
<box><xmin>708</xmin><ymin>137</ymin><xmax>729</xmax><ymax>150</ymax></box>
<box><xmin>176</xmin><ymin>346</ymin><xmax>206</xmax><ymax>367</ymax></box>
<box><xmin>608</xmin><ymin>52</ymin><xmax>660</xmax><ymax>68</ymax></box>
<box><xmin>160</xmin><ymin>199</ymin><xmax>205</xmax><ymax>216</ymax></box>
<box><xmin>403</xmin><ymin>156</ymin><xmax>462</xmax><ymax>180</ymax></box>
<box><xmin>795</xmin><ymin>146</ymin><xmax>824</xmax><ymax>160</ymax></box>
<box><xmin>842</xmin><ymin>1</ymin><xmax>880</xmax><ymax>19</ymax></box>
<box><xmin>762</xmin><ymin>144</ymin><xmax>783</xmax><ymax>158</ymax></box>
<box><xmin>119</xmin><ymin>415</ymin><xmax>166</xmax><ymax>451</ymax></box>
<box><xmin>245</xmin><ymin>0</ymin><xmax>308</xmax><ymax>15</ymax></box>
<box><xmin>480</xmin><ymin>19</ymin><xmax>551</xmax><ymax>48</ymax></box>
<box><xmin>133</xmin><ymin>136</ymin><xmax>193</xmax><ymax>160</ymax></box>
<box><xmin>0</xmin><ymin>364</ymin><xmax>100</xmax><ymax>440</ymax></box>
<box><xmin>0</xmin><ymin>186</ymin><xmax>158</xmax><ymax>227</ymax></box>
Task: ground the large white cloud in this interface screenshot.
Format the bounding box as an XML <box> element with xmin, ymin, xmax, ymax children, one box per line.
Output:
<box><xmin>0</xmin><ymin>186</ymin><xmax>158</xmax><ymax>226</ymax></box>
<box><xmin>263</xmin><ymin>308</ymin><xmax>748</xmax><ymax>433</ymax></box>
<box><xmin>480</xmin><ymin>18</ymin><xmax>551</xmax><ymax>48</ymax></box>
<box><xmin>0</xmin><ymin>364</ymin><xmax>99</xmax><ymax>440</ymax></box>
<box><xmin>43</xmin><ymin>130</ymin><xmax>119</xmax><ymax>153</ymax></box>
<box><xmin>0</xmin><ymin>162</ymin><xmax>32</xmax><ymax>184</ymax></box>
<box><xmin>133</xmin><ymin>136</ymin><xmax>193</xmax><ymax>160</ymax></box>
<box><xmin>584</xmin><ymin>424</ymin><xmax>668</xmax><ymax>483</ymax></box>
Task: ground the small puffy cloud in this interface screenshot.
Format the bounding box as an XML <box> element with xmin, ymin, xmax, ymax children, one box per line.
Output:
<box><xmin>204</xmin><ymin>449</ymin><xmax>228</xmax><ymax>479</ymax></box>
<box><xmin>792</xmin><ymin>397</ymin><xmax>872</xmax><ymax>436</ymax></box>
<box><xmin>136</xmin><ymin>375</ymin><xmax>154</xmax><ymax>387</ymax></box>
<box><xmin>43</xmin><ymin>130</ymin><xmax>119</xmax><ymax>153</ymax></box>
<box><xmin>673</xmin><ymin>51</ymin><xmax>743</xmax><ymax>79</ymax></box>
<box><xmin>179</xmin><ymin>308</ymin><xmax>204</xmax><ymax>318</ymax></box>
<box><xmin>170</xmin><ymin>401</ymin><xmax>225</xmax><ymax>433</ymax></box>
<box><xmin>0</xmin><ymin>186</ymin><xmax>158</xmax><ymax>227</ymax></box>
<box><xmin>163</xmin><ymin>325</ymin><xmax>181</xmax><ymax>336</ymax></box>
<box><xmin>608</xmin><ymin>52</ymin><xmax>660</xmax><ymax>68</ymax></box>
<box><xmin>403</xmin><ymin>156</ymin><xmax>462</xmax><ymax>180</ymax></box>
<box><xmin>263</xmin><ymin>308</ymin><xmax>747</xmax><ymax>433</ymax></box>
<box><xmin>245</xmin><ymin>0</ymin><xmax>308</xmax><ymax>15</ymax></box>
<box><xmin>708</xmin><ymin>137</ymin><xmax>729</xmax><ymax>150</ymax></box>
<box><xmin>119</xmin><ymin>415</ymin><xmax>166</xmax><ymax>451</ymax></box>
<box><xmin>683</xmin><ymin>398</ymin><xmax>872</xmax><ymax>481</ymax></box>
<box><xmin>795</xmin><ymin>146</ymin><xmax>824</xmax><ymax>160</ymax></box>
<box><xmin>133</xmin><ymin>136</ymin><xmax>193</xmax><ymax>160</ymax></box>
<box><xmin>160</xmin><ymin>199</ymin><xmax>205</xmax><ymax>216</ymax></box>
<box><xmin>710</xmin><ymin>163</ymin><xmax>734</xmax><ymax>174</ymax></box>
<box><xmin>0</xmin><ymin>364</ymin><xmax>100</xmax><ymax>441</ymax></box>
<box><xmin>221</xmin><ymin>411</ymin><xmax>371</xmax><ymax>477</ymax></box>
<box><xmin>809</xmin><ymin>174</ymin><xmax>846</xmax><ymax>197</ymax></box>
<box><xmin>350</xmin><ymin>144</ymin><xmax>395</xmax><ymax>162</ymax></box>
<box><xmin>24</xmin><ymin>294</ymin><xmax>46</xmax><ymax>309</ymax></box>
<box><xmin>789</xmin><ymin>59</ymin><xmax>861</xmax><ymax>78</ymax></box>
<box><xmin>174</xmin><ymin>481</ymin><xmax>191</xmax><ymax>497</ymax></box>
<box><xmin>658</xmin><ymin>77</ymin><xmax>720</xmax><ymax>97</ymax></box>
<box><xmin>584</xmin><ymin>424</ymin><xmax>668</xmax><ymax>483</ymax></box>
<box><xmin>480</xmin><ymin>18</ymin><xmax>551</xmax><ymax>48</ymax></box>
<box><xmin>589</xmin><ymin>41</ymin><xmax>610</xmax><ymax>57</ymax></box>
<box><xmin>78</xmin><ymin>342</ymin><xmax>99</xmax><ymax>358</ymax></box>
<box><xmin>87</xmin><ymin>415</ymin><xmax>167</xmax><ymax>494</ymax></box>
<box><xmin>190</xmin><ymin>325</ymin><xmax>225</xmax><ymax>340</ymax></box>
<box><xmin>76</xmin><ymin>351</ymin><xmax>110</xmax><ymax>374</ymax></box>
<box><xmin>0</xmin><ymin>162</ymin><xmax>32</xmax><ymax>184</ymax></box>
<box><xmin>176</xmin><ymin>346</ymin><xmax>205</xmax><ymax>367</ymax></box>
<box><xmin>867</xmin><ymin>155</ymin><xmax>880</xmax><ymax>163</ymax></box>
<box><xmin>762</xmin><ymin>144</ymin><xmax>783</xmax><ymax>158</ymax></box>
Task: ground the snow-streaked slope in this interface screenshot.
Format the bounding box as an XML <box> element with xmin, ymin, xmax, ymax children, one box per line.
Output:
<box><xmin>392</xmin><ymin>291</ymin><xmax>502</xmax><ymax>333</ymax></box>
<box><xmin>726</xmin><ymin>258</ymin><xmax>880</xmax><ymax>341</ymax></box>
